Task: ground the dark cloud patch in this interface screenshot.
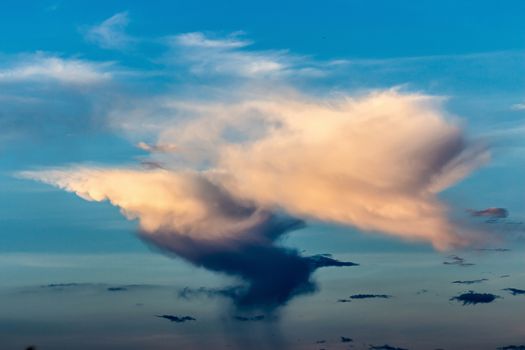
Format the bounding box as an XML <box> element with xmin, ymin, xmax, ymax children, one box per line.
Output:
<box><xmin>233</xmin><ymin>315</ymin><xmax>265</xmax><ymax>322</ymax></box>
<box><xmin>369</xmin><ymin>344</ymin><xmax>408</xmax><ymax>350</ymax></box>
<box><xmin>350</xmin><ymin>294</ymin><xmax>391</xmax><ymax>299</ymax></box>
<box><xmin>309</xmin><ymin>254</ymin><xmax>359</xmax><ymax>268</ymax></box>
<box><xmin>337</xmin><ymin>298</ymin><xmax>352</xmax><ymax>303</ymax></box>
<box><xmin>498</xmin><ymin>346</ymin><xmax>525</xmax><ymax>350</ymax></box>
<box><xmin>140</xmin><ymin>160</ymin><xmax>166</xmax><ymax>170</ymax></box>
<box><xmin>178</xmin><ymin>286</ymin><xmax>244</xmax><ymax>300</ymax></box>
<box><xmin>443</xmin><ymin>255</ymin><xmax>474</xmax><ymax>266</ymax></box>
<box><xmin>452</xmin><ymin>279</ymin><xmax>488</xmax><ymax>285</ymax></box>
<box><xmin>341</xmin><ymin>336</ymin><xmax>353</xmax><ymax>343</ymax></box>
<box><xmin>156</xmin><ymin>315</ymin><xmax>196</xmax><ymax>323</ymax></box>
<box><xmin>468</xmin><ymin>207</ymin><xmax>509</xmax><ymax>218</ymax></box>
<box><xmin>416</xmin><ymin>289</ymin><xmax>429</xmax><ymax>295</ymax></box>
<box><xmin>39</xmin><ymin>283</ymin><xmax>157</xmax><ymax>292</ymax></box>
<box><xmin>476</xmin><ymin>248</ymin><xmax>510</xmax><ymax>252</ymax></box>
<box><xmin>500</xmin><ymin>275</ymin><xmax>511</xmax><ymax>278</ymax></box>
<box><xmin>144</xmin><ymin>213</ymin><xmax>358</xmax><ymax>311</ymax></box>
<box><xmin>449</xmin><ymin>291</ymin><xmax>500</xmax><ymax>305</ymax></box>
<box><xmin>42</xmin><ymin>283</ymin><xmax>83</xmax><ymax>289</ymax></box>
<box><xmin>503</xmin><ymin>288</ymin><xmax>525</xmax><ymax>296</ymax></box>
<box><xmin>25</xmin><ymin>283</ymin><xmax>163</xmax><ymax>297</ymax></box>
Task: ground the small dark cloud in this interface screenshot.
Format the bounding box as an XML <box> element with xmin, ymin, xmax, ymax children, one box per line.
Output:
<box><xmin>443</xmin><ymin>255</ymin><xmax>474</xmax><ymax>267</ymax></box>
<box><xmin>369</xmin><ymin>344</ymin><xmax>408</xmax><ymax>350</ymax></box>
<box><xmin>337</xmin><ymin>298</ymin><xmax>352</xmax><ymax>303</ymax></box>
<box><xmin>500</xmin><ymin>275</ymin><xmax>511</xmax><ymax>278</ymax></box>
<box><xmin>450</xmin><ymin>291</ymin><xmax>500</xmax><ymax>305</ymax></box>
<box><xmin>503</xmin><ymin>288</ymin><xmax>525</xmax><ymax>296</ymax></box>
<box><xmin>140</xmin><ymin>160</ymin><xmax>166</xmax><ymax>170</ymax></box>
<box><xmin>156</xmin><ymin>315</ymin><xmax>196</xmax><ymax>323</ymax></box>
<box><xmin>233</xmin><ymin>315</ymin><xmax>265</xmax><ymax>322</ymax></box>
<box><xmin>309</xmin><ymin>254</ymin><xmax>359</xmax><ymax>268</ymax></box>
<box><xmin>341</xmin><ymin>336</ymin><xmax>353</xmax><ymax>343</ymax></box>
<box><xmin>452</xmin><ymin>279</ymin><xmax>488</xmax><ymax>285</ymax></box>
<box><xmin>37</xmin><ymin>283</ymin><xmax>158</xmax><ymax>293</ymax></box>
<box><xmin>350</xmin><ymin>294</ymin><xmax>391</xmax><ymax>299</ymax></box>
<box><xmin>178</xmin><ymin>286</ymin><xmax>245</xmax><ymax>300</ymax></box>
<box><xmin>468</xmin><ymin>207</ymin><xmax>508</xmax><ymax>218</ymax></box>
<box><xmin>416</xmin><ymin>289</ymin><xmax>429</xmax><ymax>295</ymax></box>
<box><xmin>476</xmin><ymin>248</ymin><xmax>511</xmax><ymax>252</ymax></box>
<box><xmin>42</xmin><ymin>283</ymin><xmax>82</xmax><ymax>288</ymax></box>
<box><xmin>497</xmin><ymin>346</ymin><xmax>525</xmax><ymax>350</ymax></box>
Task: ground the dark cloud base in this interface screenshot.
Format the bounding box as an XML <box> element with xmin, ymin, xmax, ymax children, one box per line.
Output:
<box><xmin>143</xmin><ymin>214</ymin><xmax>358</xmax><ymax>311</ymax></box>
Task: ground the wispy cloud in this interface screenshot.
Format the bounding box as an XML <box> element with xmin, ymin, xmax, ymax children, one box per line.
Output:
<box><xmin>468</xmin><ymin>207</ymin><xmax>509</xmax><ymax>219</ymax></box>
<box><xmin>511</xmin><ymin>103</ymin><xmax>525</xmax><ymax>111</ymax></box>
<box><xmin>85</xmin><ymin>11</ymin><xmax>133</xmax><ymax>49</ymax></box>
<box><xmin>136</xmin><ymin>141</ymin><xmax>178</xmax><ymax>153</ymax></box>
<box><xmin>443</xmin><ymin>255</ymin><xmax>475</xmax><ymax>266</ymax></box>
<box><xmin>0</xmin><ymin>53</ymin><xmax>112</xmax><ymax>84</ymax></box>
<box><xmin>174</xmin><ymin>32</ymin><xmax>251</xmax><ymax>49</ymax></box>
<box><xmin>165</xmin><ymin>31</ymin><xmax>324</xmax><ymax>79</ymax></box>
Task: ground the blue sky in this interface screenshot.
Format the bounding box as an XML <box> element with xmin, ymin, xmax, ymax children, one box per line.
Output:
<box><xmin>1</xmin><ymin>1</ymin><xmax>525</xmax><ymax>350</ymax></box>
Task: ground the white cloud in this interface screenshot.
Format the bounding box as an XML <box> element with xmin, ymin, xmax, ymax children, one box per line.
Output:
<box><xmin>23</xmin><ymin>89</ymin><xmax>490</xmax><ymax>250</ymax></box>
<box><xmin>85</xmin><ymin>11</ymin><xmax>132</xmax><ymax>50</ymax></box>
<box><xmin>166</xmin><ymin>32</ymin><xmax>324</xmax><ymax>79</ymax></box>
<box><xmin>173</xmin><ymin>32</ymin><xmax>251</xmax><ymax>49</ymax></box>
<box><xmin>137</xmin><ymin>141</ymin><xmax>178</xmax><ymax>153</ymax></box>
<box><xmin>20</xmin><ymin>167</ymin><xmax>273</xmax><ymax>243</ymax></box>
<box><xmin>0</xmin><ymin>53</ymin><xmax>112</xmax><ymax>84</ymax></box>
<box><xmin>511</xmin><ymin>103</ymin><xmax>525</xmax><ymax>110</ymax></box>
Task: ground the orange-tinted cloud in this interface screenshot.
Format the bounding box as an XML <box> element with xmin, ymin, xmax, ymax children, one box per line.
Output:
<box><xmin>22</xmin><ymin>90</ymin><xmax>489</xmax><ymax>249</ymax></box>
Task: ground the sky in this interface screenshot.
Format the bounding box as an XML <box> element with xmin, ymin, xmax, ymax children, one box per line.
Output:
<box><xmin>1</xmin><ymin>1</ymin><xmax>525</xmax><ymax>349</ymax></box>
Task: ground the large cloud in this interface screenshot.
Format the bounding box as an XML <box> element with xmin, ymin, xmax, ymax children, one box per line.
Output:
<box><xmin>214</xmin><ymin>91</ymin><xmax>488</xmax><ymax>249</ymax></box>
<box><xmin>21</xmin><ymin>167</ymin><xmax>357</xmax><ymax>309</ymax></box>
<box><xmin>24</xmin><ymin>90</ymin><xmax>488</xmax><ymax>251</ymax></box>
